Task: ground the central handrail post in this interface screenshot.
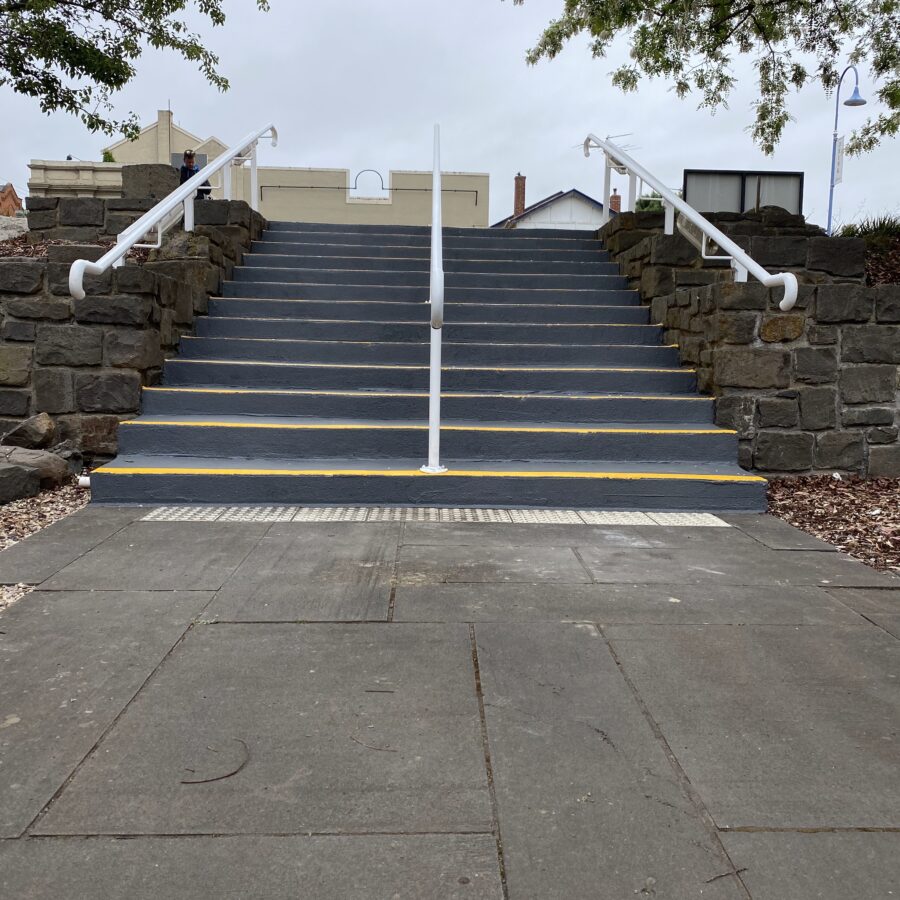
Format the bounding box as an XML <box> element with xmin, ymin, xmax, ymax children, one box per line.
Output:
<box><xmin>422</xmin><ymin>123</ymin><xmax>447</xmax><ymax>474</ymax></box>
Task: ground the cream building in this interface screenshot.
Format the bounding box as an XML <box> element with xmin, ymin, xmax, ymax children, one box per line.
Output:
<box><xmin>28</xmin><ymin>110</ymin><xmax>489</xmax><ymax>227</ymax></box>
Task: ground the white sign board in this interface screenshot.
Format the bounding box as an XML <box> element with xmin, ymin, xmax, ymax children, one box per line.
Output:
<box><xmin>834</xmin><ymin>136</ymin><xmax>845</xmax><ymax>186</ymax></box>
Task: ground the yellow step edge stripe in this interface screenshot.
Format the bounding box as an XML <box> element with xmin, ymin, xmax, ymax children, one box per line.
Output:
<box><xmin>201</xmin><ymin>317</ymin><xmax>660</xmax><ymax>327</ymax></box>
<box><xmin>175</xmin><ymin>359</ymin><xmax>694</xmax><ymax>374</ymax></box>
<box><xmin>95</xmin><ymin>466</ymin><xmax>765</xmax><ymax>483</ymax></box>
<box><xmin>122</xmin><ymin>421</ymin><xmax>735</xmax><ymax>436</ymax></box>
<box><xmin>184</xmin><ymin>335</ymin><xmax>671</xmax><ymax>349</ymax></box>
<box><xmin>144</xmin><ymin>387</ymin><xmax>711</xmax><ymax>401</ymax></box>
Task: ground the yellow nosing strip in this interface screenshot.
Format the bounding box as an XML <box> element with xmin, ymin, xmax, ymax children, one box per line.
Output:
<box><xmin>144</xmin><ymin>387</ymin><xmax>711</xmax><ymax>401</ymax></box>
<box><xmin>96</xmin><ymin>466</ymin><xmax>765</xmax><ymax>483</ymax></box>
<box><xmin>124</xmin><ymin>420</ymin><xmax>734</xmax><ymax>436</ymax></box>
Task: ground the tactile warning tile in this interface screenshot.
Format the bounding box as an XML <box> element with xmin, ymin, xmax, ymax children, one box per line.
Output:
<box><xmin>292</xmin><ymin>507</ymin><xmax>369</xmax><ymax>522</ymax></box>
<box><xmin>141</xmin><ymin>506</ymin><xmax>226</xmax><ymax>521</ymax></box>
<box><xmin>645</xmin><ymin>512</ymin><xmax>731</xmax><ymax>527</ymax></box>
<box><xmin>578</xmin><ymin>511</ymin><xmax>656</xmax><ymax>525</ymax></box>
<box><xmin>219</xmin><ymin>506</ymin><xmax>299</xmax><ymax>522</ymax></box>
<box><xmin>507</xmin><ymin>509</ymin><xmax>584</xmax><ymax>524</ymax></box>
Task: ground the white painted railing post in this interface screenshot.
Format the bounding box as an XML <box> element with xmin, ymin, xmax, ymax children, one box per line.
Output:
<box><xmin>224</xmin><ymin>162</ymin><xmax>232</xmax><ymax>201</ymax></box>
<box><xmin>627</xmin><ymin>172</ymin><xmax>637</xmax><ymax>212</ymax></box>
<box><xmin>183</xmin><ymin>193</ymin><xmax>194</xmax><ymax>232</ymax></box>
<box><xmin>664</xmin><ymin>202</ymin><xmax>675</xmax><ymax>235</ymax></box>
<box><xmin>250</xmin><ymin>143</ymin><xmax>259</xmax><ymax>212</ymax></box>
<box><xmin>422</xmin><ymin>123</ymin><xmax>447</xmax><ymax>474</ymax></box>
<box><xmin>600</xmin><ymin>155</ymin><xmax>612</xmax><ymax>226</ymax></box>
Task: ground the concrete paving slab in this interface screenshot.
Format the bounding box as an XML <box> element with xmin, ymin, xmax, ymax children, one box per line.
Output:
<box><xmin>393</xmin><ymin>582</ymin><xmax>864</xmax><ymax>625</ymax></box>
<box><xmin>0</xmin><ymin>507</ymin><xmax>143</xmax><ymax>585</ymax></box>
<box><xmin>0</xmin><ymin>591</ymin><xmax>209</xmax><ymax>838</ymax></box>
<box><xmin>722</xmin><ymin>514</ymin><xmax>837</xmax><ymax>552</ymax></box>
<box><xmin>207</xmin><ymin>523</ymin><xmax>400</xmax><ymax>621</ymax></box>
<box><xmin>578</xmin><ymin>544</ymin><xmax>898</xmax><ymax>587</ymax></box>
<box><xmin>605</xmin><ymin>625</ymin><xmax>900</xmax><ymax>828</ymax></box>
<box><xmin>36</xmin><ymin>624</ymin><xmax>491</xmax><ymax>835</ymax></box>
<box><xmin>0</xmin><ymin>834</ymin><xmax>502</xmax><ymax>899</ymax></box>
<box><xmin>398</xmin><ymin>544</ymin><xmax>588</xmax><ymax>584</ymax></box>
<box><xmin>39</xmin><ymin>522</ymin><xmax>269</xmax><ymax>591</ymax></box>
<box><xmin>825</xmin><ymin>588</ymin><xmax>900</xmax><ymax>638</ymax></box>
<box><xmin>401</xmin><ymin>521</ymin><xmax>761</xmax><ymax>551</ymax></box>
<box><xmin>474</xmin><ymin>623</ymin><xmax>745</xmax><ymax>899</ymax></box>
<box><xmin>721</xmin><ymin>832</ymin><xmax>900</xmax><ymax>899</ymax></box>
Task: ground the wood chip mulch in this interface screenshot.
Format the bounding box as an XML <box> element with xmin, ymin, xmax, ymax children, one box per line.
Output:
<box><xmin>866</xmin><ymin>236</ymin><xmax>900</xmax><ymax>286</ymax></box>
<box><xmin>0</xmin><ymin>234</ymin><xmax>149</xmax><ymax>262</ymax></box>
<box><xmin>0</xmin><ymin>480</ymin><xmax>91</xmax><ymax>613</ymax></box>
<box><xmin>768</xmin><ymin>476</ymin><xmax>900</xmax><ymax>574</ymax></box>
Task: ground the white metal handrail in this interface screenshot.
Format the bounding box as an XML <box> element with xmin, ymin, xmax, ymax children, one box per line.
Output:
<box><xmin>583</xmin><ymin>134</ymin><xmax>798</xmax><ymax>311</ymax></box>
<box><xmin>421</xmin><ymin>124</ymin><xmax>447</xmax><ymax>473</ymax></box>
<box><xmin>69</xmin><ymin>123</ymin><xmax>278</xmax><ymax>300</ymax></box>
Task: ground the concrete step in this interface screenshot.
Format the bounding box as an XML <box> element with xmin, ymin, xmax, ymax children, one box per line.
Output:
<box><xmin>177</xmin><ymin>336</ymin><xmax>681</xmax><ymax>368</ymax></box>
<box><xmin>142</xmin><ymin>386</ymin><xmax>716</xmax><ymax>425</ymax></box>
<box><xmin>221</xmin><ymin>281</ymin><xmax>638</xmax><ymax>305</ymax></box>
<box><xmin>242</xmin><ymin>254</ymin><xmax>620</xmax><ymax>276</ymax></box>
<box><xmin>233</xmin><ymin>266</ymin><xmax>628</xmax><ymax>291</ymax></box>
<box><xmin>118</xmin><ymin>416</ymin><xmax>739</xmax><ymax>463</ymax></box>
<box><xmin>266</xmin><ymin>222</ymin><xmax>597</xmax><ymax>239</ymax></box>
<box><xmin>195</xmin><ymin>317</ymin><xmax>663</xmax><ymax>345</ymax></box>
<box><xmin>162</xmin><ymin>358</ymin><xmax>698</xmax><ymax>393</ymax></box>
<box><xmin>208</xmin><ymin>296</ymin><xmax>651</xmax><ymax>324</ymax></box>
<box><xmin>252</xmin><ymin>241</ymin><xmax>609</xmax><ymax>262</ymax></box>
<box><xmin>91</xmin><ymin>454</ymin><xmax>766</xmax><ymax>511</ymax></box>
<box><xmin>258</xmin><ymin>232</ymin><xmax>600</xmax><ymax>252</ymax></box>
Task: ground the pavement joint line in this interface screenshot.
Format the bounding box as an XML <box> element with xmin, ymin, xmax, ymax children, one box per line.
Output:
<box><xmin>469</xmin><ymin>625</ymin><xmax>510</xmax><ymax>900</ymax></box>
<box><xmin>596</xmin><ymin>623</ymin><xmax>754</xmax><ymax>900</ymax></box>
<box><xmin>716</xmin><ymin>826</ymin><xmax>900</xmax><ymax>833</ymax></box>
<box><xmin>22</xmin><ymin>829</ymin><xmax>498</xmax><ymax>840</ymax></box>
<box><xmin>23</xmin><ymin>622</ymin><xmax>200</xmax><ymax>838</ymax></box>
<box><xmin>386</xmin><ymin>521</ymin><xmax>404</xmax><ymax>623</ymax></box>
<box><xmin>570</xmin><ymin>547</ymin><xmax>597</xmax><ymax>584</ymax></box>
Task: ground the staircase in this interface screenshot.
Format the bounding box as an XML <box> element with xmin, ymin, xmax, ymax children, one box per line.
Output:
<box><xmin>91</xmin><ymin>222</ymin><xmax>766</xmax><ymax>510</ymax></box>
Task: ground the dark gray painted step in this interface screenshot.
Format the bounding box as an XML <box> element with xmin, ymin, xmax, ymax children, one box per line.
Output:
<box><xmin>209</xmin><ymin>297</ymin><xmax>651</xmax><ymax>324</ymax></box>
<box><xmin>258</xmin><ymin>232</ymin><xmax>601</xmax><ymax>252</ymax></box>
<box><xmin>253</xmin><ymin>241</ymin><xmax>608</xmax><ymax>262</ymax></box>
<box><xmin>267</xmin><ymin>222</ymin><xmax>597</xmax><ymax>239</ymax></box>
<box><xmin>233</xmin><ymin>266</ymin><xmax>627</xmax><ymax>291</ymax></box>
<box><xmin>222</xmin><ymin>281</ymin><xmax>638</xmax><ymax>305</ymax></box>
<box><xmin>162</xmin><ymin>359</ymin><xmax>698</xmax><ymax>393</ymax></box>
<box><xmin>118</xmin><ymin>417</ymin><xmax>738</xmax><ymax>463</ymax></box>
<box><xmin>91</xmin><ymin>455</ymin><xmax>766</xmax><ymax>511</ymax></box>
<box><xmin>177</xmin><ymin>336</ymin><xmax>681</xmax><ymax>367</ymax></box>
<box><xmin>243</xmin><ymin>254</ymin><xmax>620</xmax><ymax>276</ymax></box>
<box><xmin>196</xmin><ymin>317</ymin><xmax>663</xmax><ymax>345</ymax></box>
<box><xmin>142</xmin><ymin>387</ymin><xmax>715</xmax><ymax>425</ymax></box>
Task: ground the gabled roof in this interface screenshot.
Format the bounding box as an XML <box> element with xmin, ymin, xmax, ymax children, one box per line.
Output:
<box><xmin>492</xmin><ymin>187</ymin><xmax>607</xmax><ymax>228</ymax></box>
<box><xmin>103</xmin><ymin>119</ymin><xmax>205</xmax><ymax>154</ymax></box>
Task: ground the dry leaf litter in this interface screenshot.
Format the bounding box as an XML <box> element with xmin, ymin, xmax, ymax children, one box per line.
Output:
<box><xmin>0</xmin><ymin>480</ymin><xmax>90</xmax><ymax>611</ymax></box>
<box><xmin>768</xmin><ymin>476</ymin><xmax>900</xmax><ymax>574</ymax></box>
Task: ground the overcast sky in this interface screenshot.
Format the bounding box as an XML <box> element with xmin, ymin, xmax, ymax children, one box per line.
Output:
<box><xmin>2</xmin><ymin>0</ymin><xmax>898</xmax><ymax>229</ymax></box>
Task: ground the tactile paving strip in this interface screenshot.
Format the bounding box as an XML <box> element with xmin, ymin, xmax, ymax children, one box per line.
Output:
<box><xmin>140</xmin><ymin>506</ymin><xmax>730</xmax><ymax>527</ymax></box>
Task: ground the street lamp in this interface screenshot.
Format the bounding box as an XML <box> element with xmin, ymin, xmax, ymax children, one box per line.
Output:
<box><xmin>826</xmin><ymin>65</ymin><xmax>867</xmax><ymax>236</ymax></box>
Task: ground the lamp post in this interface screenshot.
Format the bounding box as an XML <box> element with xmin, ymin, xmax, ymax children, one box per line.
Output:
<box><xmin>826</xmin><ymin>65</ymin><xmax>867</xmax><ymax>236</ymax></box>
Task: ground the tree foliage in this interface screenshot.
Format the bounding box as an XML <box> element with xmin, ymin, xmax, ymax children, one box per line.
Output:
<box><xmin>0</xmin><ymin>1</ymin><xmax>269</xmax><ymax>138</ymax></box>
<box><xmin>511</xmin><ymin>0</ymin><xmax>900</xmax><ymax>154</ymax></box>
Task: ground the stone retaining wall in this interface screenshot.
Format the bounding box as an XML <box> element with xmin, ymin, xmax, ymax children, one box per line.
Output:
<box><xmin>600</xmin><ymin>210</ymin><xmax>900</xmax><ymax>477</ymax></box>
<box><xmin>0</xmin><ymin>200</ymin><xmax>265</xmax><ymax>460</ymax></box>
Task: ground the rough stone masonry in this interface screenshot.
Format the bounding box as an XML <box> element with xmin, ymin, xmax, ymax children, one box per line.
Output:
<box><xmin>600</xmin><ymin>209</ymin><xmax>900</xmax><ymax>478</ymax></box>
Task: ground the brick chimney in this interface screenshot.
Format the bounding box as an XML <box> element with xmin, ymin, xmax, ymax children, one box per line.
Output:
<box><xmin>514</xmin><ymin>173</ymin><xmax>526</xmax><ymax>217</ymax></box>
<box><xmin>609</xmin><ymin>188</ymin><xmax>621</xmax><ymax>213</ymax></box>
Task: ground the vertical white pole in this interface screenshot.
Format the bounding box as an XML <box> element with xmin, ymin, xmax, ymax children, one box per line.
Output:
<box><xmin>627</xmin><ymin>171</ymin><xmax>637</xmax><ymax>212</ymax></box>
<box><xmin>250</xmin><ymin>143</ymin><xmax>259</xmax><ymax>212</ymax></box>
<box><xmin>224</xmin><ymin>162</ymin><xmax>232</xmax><ymax>201</ymax></box>
<box><xmin>601</xmin><ymin>155</ymin><xmax>612</xmax><ymax>226</ymax></box>
<box><xmin>664</xmin><ymin>201</ymin><xmax>675</xmax><ymax>235</ymax></box>
<box><xmin>422</xmin><ymin>123</ymin><xmax>447</xmax><ymax>474</ymax></box>
<box><xmin>183</xmin><ymin>194</ymin><xmax>194</xmax><ymax>232</ymax></box>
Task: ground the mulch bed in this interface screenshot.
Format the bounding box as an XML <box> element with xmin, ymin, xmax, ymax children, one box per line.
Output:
<box><xmin>866</xmin><ymin>236</ymin><xmax>900</xmax><ymax>286</ymax></box>
<box><xmin>0</xmin><ymin>480</ymin><xmax>90</xmax><ymax>612</ymax></box>
<box><xmin>768</xmin><ymin>476</ymin><xmax>900</xmax><ymax>574</ymax></box>
<box><xmin>0</xmin><ymin>234</ymin><xmax>149</xmax><ymax>262</ymax></box>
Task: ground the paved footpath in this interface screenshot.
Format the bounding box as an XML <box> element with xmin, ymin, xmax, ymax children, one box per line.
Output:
<box><xmin>1</xmin><ymin>507</ymin><xmax>898</xmax><ymax>899</ymax></box>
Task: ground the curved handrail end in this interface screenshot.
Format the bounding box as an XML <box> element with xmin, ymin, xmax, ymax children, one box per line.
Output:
<box><xmin>778</xmin><ymin>272</ymin><xmax>799</xmax><ymax>312</ymax></box>
<box><xmin>68</xmin><ymin>259</ymin><xmax>89</xmax><ymax>301</ymax></box>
